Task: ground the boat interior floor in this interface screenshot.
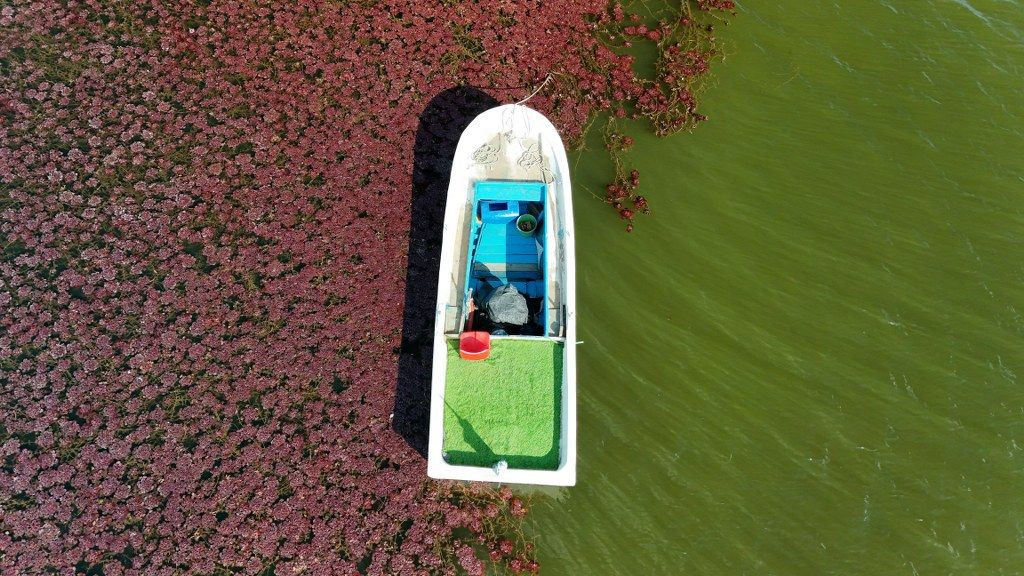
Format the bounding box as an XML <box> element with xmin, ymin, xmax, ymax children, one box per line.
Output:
<box><xmin>466</xmin><ymin>179</ymin><xmax>548</xmax><ymax>336</ymax></box>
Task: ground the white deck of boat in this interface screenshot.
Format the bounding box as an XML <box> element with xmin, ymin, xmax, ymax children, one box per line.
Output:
<box><xmin>428</xmin><ymin>104</ymin><xmax>576</xmax><ymax>487</ymax></box>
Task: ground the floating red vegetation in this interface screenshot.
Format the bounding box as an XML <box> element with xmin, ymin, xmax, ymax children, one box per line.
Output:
<box><xmin>592</xmin><ymin>1</ymin><xmax>728</xmax><ymax>231</ymax></box>
<box><xmin>0</xmin><ymin>0</ymin><xmax>728</xmax><ymax>574</ymax></box>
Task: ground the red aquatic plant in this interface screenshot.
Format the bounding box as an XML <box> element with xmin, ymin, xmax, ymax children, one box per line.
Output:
<box><xmin>587</xmin><ymin>1</ymin><xmax>731</xmax><ymax>231</ymax></box>
<box><xmin>0</xmin><ymin>0</ymin><xmax>731</xmax><ymax>573</ymax></box>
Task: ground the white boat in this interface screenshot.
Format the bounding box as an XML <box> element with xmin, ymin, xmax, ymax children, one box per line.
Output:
<box><xmin>426</xmin><ymin>104</ymin><xmax>576</xmax><ymax>486</ymax></box>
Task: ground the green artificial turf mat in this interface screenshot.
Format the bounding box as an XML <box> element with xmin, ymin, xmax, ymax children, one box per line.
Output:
<box><xmin>442</xmin><ymin>338</ymin><xmax>563</xmax><ymax>470</ymax></box>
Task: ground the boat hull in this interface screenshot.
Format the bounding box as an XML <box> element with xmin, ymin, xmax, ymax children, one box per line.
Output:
<box><xmin>426</xmin><ymin>104</ymin><xmax>576</xmax><ymax>486</ymax></box>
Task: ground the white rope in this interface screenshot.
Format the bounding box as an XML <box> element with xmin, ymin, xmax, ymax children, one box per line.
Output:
<box><xmin>514</xmin><ymin>74</ymin><xmax>553</xmax><ymax>106</ymax></box>
<box><xmin>471</xmin><ymin>142</ymin><xmax>499</xmax><ymax>165</ymax></box>
<box><xmin>469</xmin><ymin>75</ymin><xmax>556</xmax><ymax>182</ymax></box>
<box><xmin>517</xmin><ymin>143</ymin><xmax>542</xmax><ymax>169</ymax></box>
<box><xmin>501</xmin><ymin>74</ymin><xmax>551</xmax><ymax>136</ymax></box>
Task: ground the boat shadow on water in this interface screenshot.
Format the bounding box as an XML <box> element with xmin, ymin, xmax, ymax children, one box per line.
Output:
<box><xmin>392</xmin><ymin>86</ymin><xmax>499</xmax><ymax>457</ymax></box>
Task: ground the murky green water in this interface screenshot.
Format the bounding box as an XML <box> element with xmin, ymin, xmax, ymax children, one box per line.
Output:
<box><xmin>531</xmin><ymin>1</ymin><xmax>1024</xmax><ymax>573</ymax></box>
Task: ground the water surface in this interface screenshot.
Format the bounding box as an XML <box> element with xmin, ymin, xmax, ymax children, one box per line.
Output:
<box><xmin>531</xmin><ymin>1</ymin><xmax>1024</xmax><ymax>573</ymax></box>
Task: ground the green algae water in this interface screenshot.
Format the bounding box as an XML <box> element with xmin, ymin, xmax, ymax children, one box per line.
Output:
<box><xmin>529</xmin><ymin>0</ymin><xmax>1024</xmax><ymax>573</ymax></box>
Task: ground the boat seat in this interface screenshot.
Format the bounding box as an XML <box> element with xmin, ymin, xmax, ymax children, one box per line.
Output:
<box><xmin>475</xmin><ymin>180</ymin><xmax>545</xmax><ymax>203</ymax></box>
<box><xmin>473</xmin><ymin>219</ymin><xmax>540</xmax><ymax>280</ymax></box>
<box><xmin>473</xmin><ymin>262</ymin><xmax>540</xmax><ymax>275</ymax></box>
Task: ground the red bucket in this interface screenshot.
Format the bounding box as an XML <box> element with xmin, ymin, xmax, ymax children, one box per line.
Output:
<box><xmin>459</xmin><ymin>331</ymin><xmax>491</xmax><ymax>361</ymax></box>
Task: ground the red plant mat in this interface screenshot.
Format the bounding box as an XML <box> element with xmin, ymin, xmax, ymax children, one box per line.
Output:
<box><xmin>0</xmin><ymin>1</ymin><xmax>727</xmax><ymax>574</ymax></box>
